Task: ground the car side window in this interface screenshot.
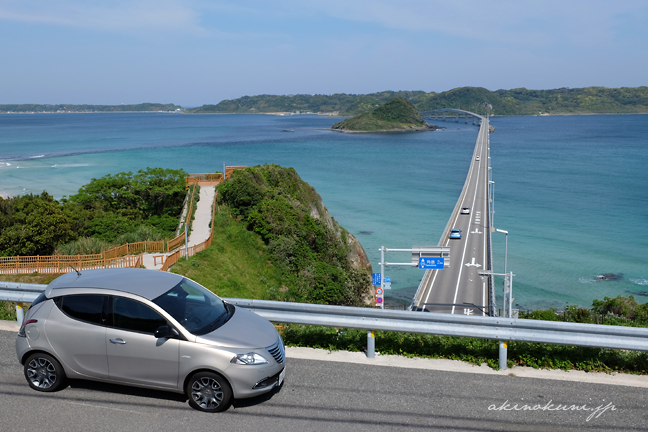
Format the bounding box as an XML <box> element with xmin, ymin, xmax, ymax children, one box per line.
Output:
<box><xmin>56</xmin><ymin>295</ymin><xmax>107</xmax><ymax>325</ymax></box>
<box><xmin>111</xmin><ymin>297</ymin><xmax>167</xmax><ymax>334</ymax></box>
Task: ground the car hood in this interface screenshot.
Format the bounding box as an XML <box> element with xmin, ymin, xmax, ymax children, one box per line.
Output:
<box><xmin>194</xmin><ymin>306</ymin><xmax>279</xmax><ymax>349</ymax></box>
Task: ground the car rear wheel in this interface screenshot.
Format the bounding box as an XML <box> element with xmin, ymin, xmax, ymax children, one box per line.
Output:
<box><xmin>186</xmin><ymin>372</ymin><xmax>232</xmax><ymax>412</ymax></box>
<box><xmin>24</xmin><ymin>353</ymin><xmax>67</xmax><ymax>392</ymax></box>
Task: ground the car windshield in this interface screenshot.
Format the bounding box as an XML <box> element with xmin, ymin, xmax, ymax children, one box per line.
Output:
<box><xmin>152</xmin><ymin>278</ymin><xmax>232</xmax><ymax>335</ymax></box>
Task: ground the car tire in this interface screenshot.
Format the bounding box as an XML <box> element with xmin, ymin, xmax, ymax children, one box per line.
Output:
<box><xmin>186</xmin><ymin>372</ymin><xmax>232</xmax><ymax>412</ymax></box>
<box><xmin>24</xmin><ymin>353</ymin><xmax>67</xmax><ymax>392</ymax></box>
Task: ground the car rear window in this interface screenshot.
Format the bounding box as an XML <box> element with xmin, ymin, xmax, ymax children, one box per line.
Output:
<box><xmin>28</xmin><ymin>293</ymin><xmax>48</xmax><ymax>310</ymax></box>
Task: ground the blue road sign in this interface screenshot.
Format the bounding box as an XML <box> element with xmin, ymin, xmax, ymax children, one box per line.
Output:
<box><xmin>384</xmin><ymin>276</ymin><xmax>391</xmax><ymax>283</ymax></box>
<box><xmin>418</xmin><ymin>257</ymin><xmax>444</xmax><ymax>269</ymax></box>
<box><xmin>372</xmin><ymin>273</ymin><xmax>381</xmax><ymax>285</ymax></box>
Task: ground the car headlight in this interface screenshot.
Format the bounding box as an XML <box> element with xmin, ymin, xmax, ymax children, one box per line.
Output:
<box><xmin>231</xmin><ymin>353</ymin><xmax>269</xmax><ymax>365</ymax></box>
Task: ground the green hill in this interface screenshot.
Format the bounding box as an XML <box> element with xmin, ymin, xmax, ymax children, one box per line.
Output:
<box><xmin>331</xmin><ymin>97</ymin><xmax>432</xmax><ymax>132</ymax></box>
<box><xmin>185</xmin><ymin>86</ymin><xmax>648</xmax><ymax>116</ymax></box>
<box><xmin>186</xmin><ymin>91</ymin><xmax>426</xmax><ymax>115</ymax></box>
<box><xmin>173</xmin><ymin>164</ymin><xmax>373</xmax><ymax>306</ymax></box>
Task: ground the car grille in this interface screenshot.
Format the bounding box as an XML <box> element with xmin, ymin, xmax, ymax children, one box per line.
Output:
<box><xmin>266</xmin><ymin>337</ymin><xmax>285</xmax><ymax>364</ymax></box>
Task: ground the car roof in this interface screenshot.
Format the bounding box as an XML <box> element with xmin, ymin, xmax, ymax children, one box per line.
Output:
<box><xmin>45</xmin><ymin>268</ymin><xmax>184</xmax><ymax>300</ymax></box>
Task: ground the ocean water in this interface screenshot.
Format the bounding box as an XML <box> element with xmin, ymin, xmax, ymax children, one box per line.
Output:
<box><xmin>1</xmin><ymin>113</ymin><xmax>646</xmax><ymax>310</ymax></box>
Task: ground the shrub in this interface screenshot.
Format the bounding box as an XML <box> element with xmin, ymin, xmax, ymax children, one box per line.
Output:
<box><xmin>592</xmin><ymin>295</ymin><xmax>641</xmax><ymax>318</ymax></box>
<box><xmin>55</xmin><ymin>237</ymin><xmax>111</xmax><ymax>255</ymax></box>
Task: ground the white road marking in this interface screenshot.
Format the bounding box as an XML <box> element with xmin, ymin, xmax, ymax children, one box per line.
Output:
<box><xmin>465</xmin><ymin>257</ymin><xmax>481</xmax><ymax>268</ymax></box>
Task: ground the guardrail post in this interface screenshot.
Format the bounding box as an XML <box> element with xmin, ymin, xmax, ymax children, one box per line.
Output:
<box><xmin>16</xmin><ymin>302</ymin><xmax>25</xmax><ymax>324</ymax></box>
<box><xmin>499</xmin><ymin>340</ymin><xmax>507</xmax><ymax>370</ymax></box>
<box><xmin>366</xmin><ymin>330</ymin><xmax>375</xmax><ymax>358</ymax></box>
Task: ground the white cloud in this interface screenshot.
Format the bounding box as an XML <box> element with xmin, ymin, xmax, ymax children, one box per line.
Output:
<box><xmin>0</xmin><ymin>0</ymin><xmax>206</xmax><ymax>34</ymax></box>
<box><xmin>283</xmin><ymin>0</ymin><xmax>648</xmax><ymax>49</ymax></box>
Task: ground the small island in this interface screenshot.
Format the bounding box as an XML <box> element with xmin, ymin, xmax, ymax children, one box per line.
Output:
<box><xmin>331</xmin><ymin>97</ymin><xmax>438</xmax><ymax>133</ymax></box>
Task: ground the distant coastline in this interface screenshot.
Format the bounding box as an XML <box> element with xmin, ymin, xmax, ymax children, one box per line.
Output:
<box><xmin>3</xmin><ymin>85</ymin><xmax>648</xmax><ymax>117</ymax></box>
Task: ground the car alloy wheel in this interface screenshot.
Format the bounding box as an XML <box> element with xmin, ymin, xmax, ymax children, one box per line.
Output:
<box><xmin>186</xmin><ymin>372</ymin><xmax>232</xmax><ymax>412</ymax></box>
<box><xmin>24</xmin><ymin>353</ymin><xmax>67</xmax><ymax>392</ymax></box>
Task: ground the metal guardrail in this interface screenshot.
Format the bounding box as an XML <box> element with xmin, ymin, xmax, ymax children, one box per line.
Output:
<box><xmin>4</xmin><ymin>283</ymin><xmax>648</xmax><ymax>368</ymax></box>
<box><xmin>0</xmin><ymin>282</ymin><xmax>46</xmax><ymax>302</ymax></box>
<box><xmin>225</xmin><ymin>298</ymin><xmax>648</xmax><ymax>352</ymax></box>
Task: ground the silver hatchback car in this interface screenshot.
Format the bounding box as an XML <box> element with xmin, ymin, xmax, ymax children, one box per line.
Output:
<box><xmin>16</xmin><ymin>268</ymin><xmax>285</xmax><ymax>412</ymax></box>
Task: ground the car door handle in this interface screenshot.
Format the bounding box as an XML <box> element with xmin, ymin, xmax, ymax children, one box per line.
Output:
<box><xmin>109</xmin><ymin>338</ymin><xmax>127</xmax><ymax>344</ymax></box>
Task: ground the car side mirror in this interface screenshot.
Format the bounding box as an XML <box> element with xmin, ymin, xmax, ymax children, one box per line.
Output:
<box><xmin>154</xmin><ymin>325</ymin><xmax>179</xmax><ymax>339</ymax></box>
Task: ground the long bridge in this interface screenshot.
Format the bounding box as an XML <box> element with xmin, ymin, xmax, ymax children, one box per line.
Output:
<box><xmin>421</xmin><ymin>108</ymin><xmax>484</xmax><ymax>125</ymax></box>
<box><xmin>411</xmin><ymin>109</ymin><xmax>495</xmax><ymax>316</ymax></box>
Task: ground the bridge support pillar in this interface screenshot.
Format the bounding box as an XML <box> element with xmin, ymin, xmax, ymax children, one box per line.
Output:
<box><xmin>443</xmin><ymin>113</ymin><xmax>446</xmax><ymax>121</ymax></box>
<box><xmin>465</xmin><ymin>114</ymin><xmax>468</xmax><ymax>124</ymax></box>
<box><xmin>473</xmin><ymin>117</ymin><xmax>476</xmax><ymax>125</ymax></box>
<box><xmin>366</xmin><ymin>330</ymin><xmax>375</xmax><ymax>358</ymax></box>
<box><xmin>455</xmin><ymin>114</ymin><xmax>459</xmax><ymax>123</ymax></box>
<box><xmin>499</xmin><ymin>340</ymin><xmax>508</xmax><ymax>370</ymax></box>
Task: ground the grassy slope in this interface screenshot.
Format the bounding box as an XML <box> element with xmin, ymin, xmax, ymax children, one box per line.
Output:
<box><xmin>170</xmin><ymin>209</ymin><xmax>285</xmax><ymax>300</ymax></box>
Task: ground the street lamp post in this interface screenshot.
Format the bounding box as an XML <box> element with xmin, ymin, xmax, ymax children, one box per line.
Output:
<box><xmin>488</xmin><ymin>180</ymin><xmax>495</xmax><ymax>232</ymax></box>
<box><xmin>496</xmin><ymin>228</ymin><xmax>508</xmax><ymax>316</ymax></box>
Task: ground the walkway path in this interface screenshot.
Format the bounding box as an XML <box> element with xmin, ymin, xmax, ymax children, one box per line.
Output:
<box><xmin>141</xmin><ymin>185</ymin><xmax>216</xmax><ymax>270</ymax></box>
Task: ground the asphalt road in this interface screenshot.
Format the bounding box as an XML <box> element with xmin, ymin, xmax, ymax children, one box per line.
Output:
<box><xmin>1</xmin><ymin>330</ymin><xmax>646</xmax><ymax>431</ymax></box>
<box><xmin>415</xmin><ymin>118</ymin><xmax>490</xmax><ymax>315</ymax></box>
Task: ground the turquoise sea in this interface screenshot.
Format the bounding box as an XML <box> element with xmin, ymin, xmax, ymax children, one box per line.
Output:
<box><xmin>1</xmin><ymin>113</ymin><xmax>647</xmax><ymax>310</ymax></box>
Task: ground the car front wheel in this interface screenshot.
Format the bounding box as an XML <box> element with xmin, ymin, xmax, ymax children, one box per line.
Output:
<box><xmin>186</xmin><ymin>372</ymin><xmax>232</xmax><ymax>412</ymax></box>
<box><xmin>24</xmin><ymin>353</ymin><xmax>67</xmax><ymax>392</ymax></box>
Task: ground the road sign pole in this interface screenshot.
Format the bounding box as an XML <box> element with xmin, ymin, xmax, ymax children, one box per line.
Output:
<box><xmin>508</xmin><ymin>271</ymin><xmax>514</xmax><ymax>319</ymax></box>
<box><xmin>380</xmin><ymin>246</ymin><xmax>385</xmax><ymax>310</ymax></box>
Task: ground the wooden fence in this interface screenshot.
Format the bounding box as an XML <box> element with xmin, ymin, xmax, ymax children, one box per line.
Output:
<box><xmin>0</xmin><ymin>254</ymin><xmax>142</xmax><ymax>275</ymax></box>
<box><xmin>0</xmin><ymin>176</ymin><xmax>205</xmax><ymax>275</ymax></box>
<box><xmin>161</xmin><ymin>188</ymin><xmax>218</xmax><ymax>271</ymax></box>
<box><xmin>187</xmin><ymin>173</ymin><xmax>223</xmax><ymax>185</ymax></box>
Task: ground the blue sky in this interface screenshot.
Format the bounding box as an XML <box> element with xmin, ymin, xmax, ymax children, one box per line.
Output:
<box><xmin>1</xmin><ymin>0</ymin><xmax>646</xmax><ymax>106</ymax></box>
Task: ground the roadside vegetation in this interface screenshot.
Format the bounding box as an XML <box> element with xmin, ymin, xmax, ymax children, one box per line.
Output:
<box><xmin>280</xmin><ymin>325</ymin><xmax>648</xmax><ymax>373</ymax></box>
<box><xmin>280</xmin><ymin>295</ymin><xmax>648</xmax><ymax>372</ymax></box>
